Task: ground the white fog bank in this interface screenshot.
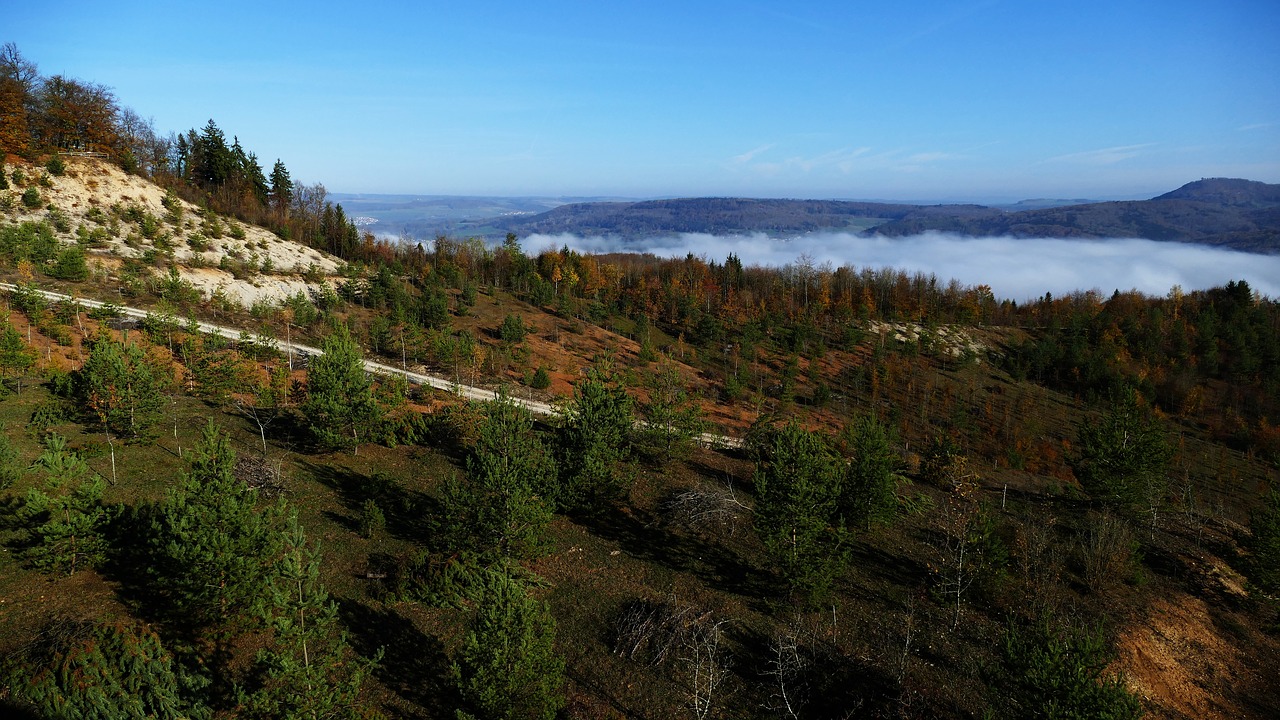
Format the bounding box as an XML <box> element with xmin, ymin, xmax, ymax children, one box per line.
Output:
<box><xmin>526</xmin><ymin>231</ymin><xmax>1280</xmax><ymax>303</ymax></box>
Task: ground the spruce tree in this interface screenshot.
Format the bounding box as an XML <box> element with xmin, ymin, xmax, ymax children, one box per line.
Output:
<box><xmin>302</xmin><ymin>324</ymin><xmax>381</xmax><ymax>453</ymax></box>
<box><xmin>441</xmin><ymin>392</ymin><xmax>557</xmax><ymax>560</ymax></box>
<box><xmin>269</xmin><ymin>159</ymin><xmax>293</xmax><ymax>214</ymax></box>
<box><xmin>453</xmin><ymin>574</ymin><xmax>565</xmax><ymax>720</ymax></box>
<box><xmin>148</xmin><ymin>422</ymin><xmax>284</xmax><ymax>630</ymax></box>
<box><xmin>18</xmin><ymin>434</ymin><xmax>107</xmax><ymax>576</ymax></box>
<box><xmin>237</xmin><ymin>512</ymin><xmax>379</xmax><ymax>719</ymax></box>
<box><xmin>753</xmin><ymin>422</ymin><xmax>847</xmax><ymax>602</ymax></box>
<box><xmin>989</xmin><ymin>616</ymin><xmax>1142</xmax><ymax>719</ymax></box>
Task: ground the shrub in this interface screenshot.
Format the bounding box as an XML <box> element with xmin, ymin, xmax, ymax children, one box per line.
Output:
<box><xmin>528</xmin><ymin>365</ymin><xmax>551</xmax><ymax>390</ymax></box>
<box><xmin>358</xmin><ymin>498</ymin><xmax>386</xmax><ymax>539</ymax></box>
<box><xmin>21</xmin><ymin>187</ymin><xmax>41</xmax><ymax>208</ymax></box>
<box><xmin>45</xmin><ymin>155</ymin><xmax>65</xmax><ymax>176</ymax></box>
<box><xmin>987</xmin><ymin>616</ymin><xmax>1142</xmax><ymax>719</ymax></box>
<box><xmin>499</xmin><ymin>313</ymin><xmax>527</xmax><ymax>344</ymax></box>
<box><xmin>48</xmin><ymin>208</ymin><xmax>71</xmax><ymax>232</ymax></box>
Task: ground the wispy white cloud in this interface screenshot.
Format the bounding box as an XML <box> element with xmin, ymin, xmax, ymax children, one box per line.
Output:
<box><xmin>734</xmin><ymin>145</ymin><xmax>967</xmax><ymax>177</ymax></box>
<box><xmin>1045</xmin><ymin>144</ymin><xmax>1156</xmax><ymax>165</ymax></box>
<box><xmin>731</xmin><ymin>144</ymin><xmax>775</xmax><ymax>164</ymax></box>
<box><xmin>525</xmin><ymin>231</ymin><xmax>1280</xmax><ymax>302</ymax></box>
<box><xmin>1237</xmin><ymin>122</ymin><xmax>1275</xmax><ymax>132</ymax></box>
<box><xmin>742</xmin><ymin>146</ymin><xmax>872</xmax><ymax>175</ymax></box>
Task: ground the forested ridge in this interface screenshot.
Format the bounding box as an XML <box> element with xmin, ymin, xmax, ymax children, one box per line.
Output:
<box><xmin>490</xmin><ymin>182</ymin><xmax>1280</xmax><ymax>253</ymax></box>
<box><xmin>2</xmin><ymin>43</ymin><xmax>1280</xmax><ymax>720</ymax></box>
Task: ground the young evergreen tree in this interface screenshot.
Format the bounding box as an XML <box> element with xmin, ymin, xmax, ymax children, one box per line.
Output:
<box><xmin>753</xmin><ymin>422</ymin><xmax>847</xmax><ymax>602</ymax></box>
<box><xmin>636</xmin><ymin>356</ymin><xmax>708</xmax><ymax>460</ymax></box>
<box><xmin>148</xmin><ymin>422</ymin><xmax>284</xmax><ymax>630</ymax></box>
<box><xmin>1073</xmin><ymin>393</ymin><xmax>1171</xmax><ymax>508</ymax></box>
<box><xmin>237</xmin><ymin>512</ymin><xmax>379</xmax><ymax>720</ymax></box>
<box><xmin>453</xmin><ymin>574</ymin><xmax>565</xmax><ymax>720</ymax></box>
<box><xmin>302</xmin><ymin>324</ymin><xmax>381</xmax><ymax>453</ymax></box>
<box><xmin>18</xmin><ymin>434</ymin><xmax>108</xmax><ymax>576</ymax></box>
<box><xmin>987</xmin><ymin>616</ymin><xmax>1143</xmax><ymax>719</ymax></box>
<box><xmin>556</xmin><ymin>363</ymin><xmax>633</xmax><ymax>512</ymax></box>
<box><xmin>441</xmin><ymin>392</ymin><xmax>557</xmax><ymax>560</ymax></box>
<box><xmin>838</xmin><ymin>414</ymin><xmax>903</xmax><ymax>531</ymax></box>
<box><xmin>4</xmin><ymin>619</ymin><xmax>191</xmax><ymax>720</ymax></box>
<box><xmin>78</xmin><ymin>334</ymin><xmax>165</xmax><ymax>440</ymax></box>
<box><xmin>0</xmin><ymin>427</ymin><xmax>22</xmax><ymax>491</ymax></box>
<box><xmin>0</xmin><ymin>316</ymin><xmax>35</xmax><ymax>395</ymax></box>
<box><xmin>1248</xmin><ymin>486</ymin><xmax>1280</xmax><ymax>595</ymax></box>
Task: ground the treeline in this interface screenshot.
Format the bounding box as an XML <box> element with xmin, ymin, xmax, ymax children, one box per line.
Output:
<box><xmin>1004</xmin><ymin>281</ymin><xmax>1280</xmax><ymax>456</ymax></box>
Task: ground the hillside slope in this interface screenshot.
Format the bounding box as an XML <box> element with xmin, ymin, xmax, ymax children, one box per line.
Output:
<box><xmin>4</xmin><ymin>157</ymin><xmax>342</xmax><ymax>305</ymax></box>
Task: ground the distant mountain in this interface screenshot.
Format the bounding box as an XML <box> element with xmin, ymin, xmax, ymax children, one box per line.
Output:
<box><xmin>492</xmin><ymin>179</ymin><xmax>1280</xmax><ymax>253</ymax></box>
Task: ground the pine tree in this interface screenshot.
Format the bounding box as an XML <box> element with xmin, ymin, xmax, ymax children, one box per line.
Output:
<box><xmin>988</xmin><ymin>616</ymin><xmax>1143</xmax><ymax>719</ymax></box>
<box><xmin>636</xmin><ymin>356</ymin><xmax>707</xmax><ymax>460</ymax></box>
<box><xmin>453</xmin><ymin>574</ymin><xmax>565</xmax><ymax>720</ymax></box>
<box><xmin>302</xmin><ymin>325</ymin><xmax>381</xmax><ymax>453</ymax></box>
<box><xmin>78</xmin><ymin>334</ymin><xmax>165</xmax><ymax>440</ymax></box>
<box><xmin>753</xmin><ymin>422</ymin><xmax>847</xmax><ymax>602</ymax></box>
<box><xmin>5</xmin><ymin>619</ymin><xmax>191</xmax><ymax>720</ymax></box>
<box><xmin>1073</xmin><ymin>393</ymin><xmax>1171</xmax><ymax>508</ymax></box>
<box><xmin>237</xmin><ymin>512</ymin><xmax>379</xmax><ymax>719</ymax></box>
<box><xmin>838</xmin><ymin>414</ymin><xmax>903</xmax><ymax>530</ymax></box>
<box><xmin>442</xmin><ymin>392</ymin><xmax>557</xmax><ymax>560</ymax></box>
<box><xmin>1248</xmin><ymin>486</ymin><xmax>1280</xmax><ymax>595</ymax></box>
<box><xmin>148</xmin><ymin>422</ymin><xmax>284</xmax><ymax>630</ymax></box>
<box><xmin>18</xmin><ymin>434</ymin><xmax>107</xmax><ymax>576</ymax></box>
<box><xmin>0</xmin><ymin>316</ymin><xmax>35</xmax><ymax>395</ymax></box>
<box><xmin>556</xmin><ymin>363</ymin><xmax>633</xmax><ymax>511</ymax></box>
<box><xmin>0</xmin><ymin>427</ymin><xmax>22</xmax><ymax>491</ymax></box>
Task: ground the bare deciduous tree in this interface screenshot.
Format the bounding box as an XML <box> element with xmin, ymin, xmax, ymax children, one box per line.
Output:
<box><xmin>665</xmin><ymin>479</ymin><xmax>751</xmax><ymax>537</ymax></box>
<box><xmin>682</xmin><ymin>616</ymin><xmax>730</xmax><ymax>720</ymax></box>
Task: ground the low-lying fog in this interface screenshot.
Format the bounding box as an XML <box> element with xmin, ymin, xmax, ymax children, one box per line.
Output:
<box><xmin>525</xmin><ymin>231</ymin><xmax>1280</xmax><ymax>302</ymax></box>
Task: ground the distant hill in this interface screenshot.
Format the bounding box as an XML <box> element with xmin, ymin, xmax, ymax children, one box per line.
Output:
<box><xmin>492</xmin><ymin>197</ymin><xmax>992</xmax><ymax>238</ymax></box>
<box><xmin>492</xmin><ymin>179</ymin><xmax>1280</xmax><ymax>253</ymax></box>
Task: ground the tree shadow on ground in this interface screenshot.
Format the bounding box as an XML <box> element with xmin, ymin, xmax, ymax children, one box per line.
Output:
<box><xmin>337</xmin><ymin>597</ymin><xmax>453</xmax><ymax>718</ymax></box>
<box><xmin>304</xmin><ymin>460</ymin><xmax>441</xmax><ymax>547</ymax></box>
<box><xmin>571</xmin><ymin>502</ymin><xmax>778</xmax><ymax>611</ymax></box>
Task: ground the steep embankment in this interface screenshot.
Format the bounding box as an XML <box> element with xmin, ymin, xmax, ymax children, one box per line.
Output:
<box><xmin>4</xmin><ymin>157</ymin><xmax>343</xmax><ymax>305</ymax></box>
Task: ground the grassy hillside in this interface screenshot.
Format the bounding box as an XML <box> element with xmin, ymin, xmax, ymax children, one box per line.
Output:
<box><xmin>1</xmin><ymin>160</ymin><xmax>1279</xmax><ymax>720</ymax></box>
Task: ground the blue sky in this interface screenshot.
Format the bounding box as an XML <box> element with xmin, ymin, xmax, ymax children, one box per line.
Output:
<box><xmin>10</xmin><ymin>1</ymin><xmax>1280</xmax><ymax>200</ymax></box>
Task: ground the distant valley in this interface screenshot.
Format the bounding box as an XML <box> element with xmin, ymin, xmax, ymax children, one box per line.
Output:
<box><xmin>340</xmin><ymin>178</ymin><xmax>1280</xmax><ymax>254</ymax></box>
